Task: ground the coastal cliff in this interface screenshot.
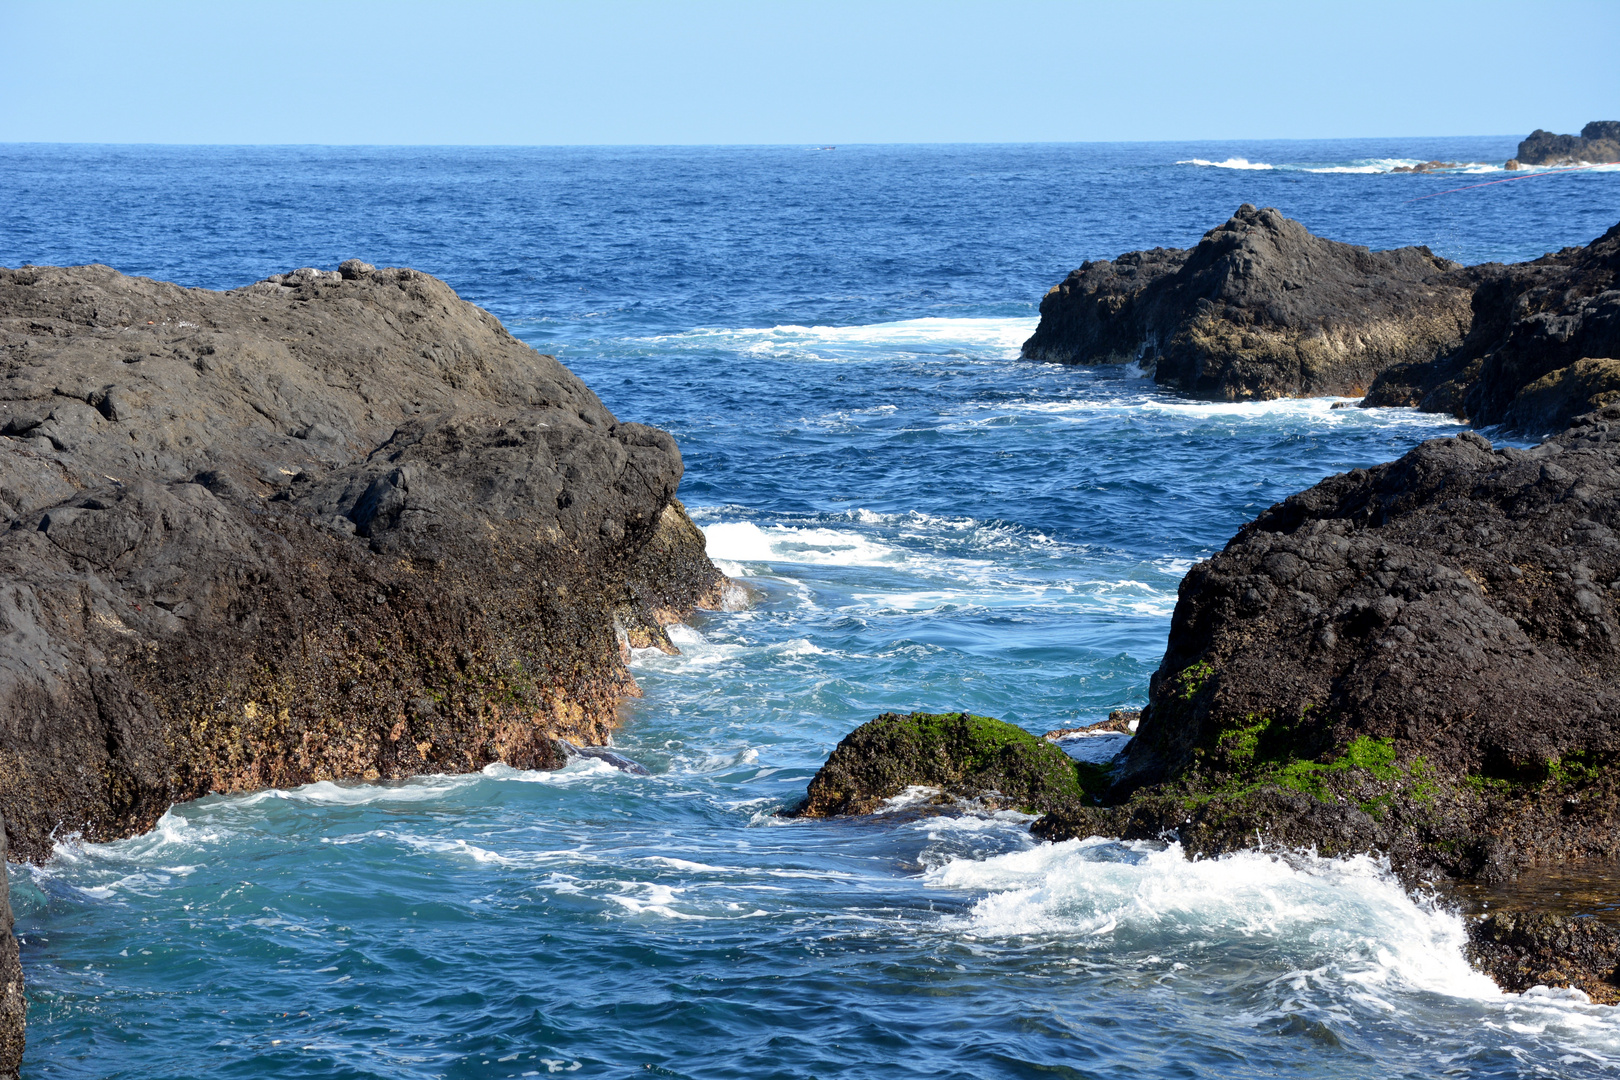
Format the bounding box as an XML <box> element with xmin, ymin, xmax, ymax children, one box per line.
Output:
<box><xmin>0</xmin><ymin>263</ymin><xmax>729</xmax><ymax>1061</ymax></box>
<box><xmin>1021</xmin><ymin>204</ymin><xmax>1476</xmax><ymax>400</ymax></box>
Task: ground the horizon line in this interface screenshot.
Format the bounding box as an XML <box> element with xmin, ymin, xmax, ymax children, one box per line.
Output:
<box><xmin>0</xmin><ymin>135</ymin><xmax>1529</xmax><ymax>151</ymax></box>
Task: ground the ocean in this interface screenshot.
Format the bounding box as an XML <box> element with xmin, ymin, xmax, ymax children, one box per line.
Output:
<box><xmin>4</xmin><ymin>138</ymin><xmax>1619</xmax><ymax>1078</ymax></box>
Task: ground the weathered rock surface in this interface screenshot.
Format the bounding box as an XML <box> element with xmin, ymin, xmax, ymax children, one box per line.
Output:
<box><xmin>1363</xmin><ymin>222</ymin><xmax>1620</xmax><ymax>431</ymax></box>
<box><xmin>0</xmin><ymin>261</ymin><xmax>727</xmax><ymax>866</ymax></box>
<box><xmin>790</xmin><ymin>712</ymin><xmax>1096</xmax><ymax>818</ymax></box>
<box><xmin>1021</xmin><ymin>204</ymin><xmax>1475</xmax><ymax>400</ymax></box>
<box><xmin>1466</xmin><ymin>910</ymin><xmax>1620</xmax><ymax>1004</ymax></box>
<box><xmin>1084</xmin><ymin>417</ymin><xmax>1620</xmax><ymax>881</ymax></box>
<box><xmin>1513</xmin><ymin>122</ymin><xmax>1620</xmax><ymax>167</ymax></box>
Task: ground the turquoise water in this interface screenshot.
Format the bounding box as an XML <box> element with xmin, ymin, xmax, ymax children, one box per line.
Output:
<box><xmin>5</xmin><ymin>140</ymin><xmax>1620</xmax><ymax>1077</ymax></box>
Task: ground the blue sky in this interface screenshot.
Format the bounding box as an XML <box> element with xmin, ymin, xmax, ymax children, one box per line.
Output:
<box><xmin>1</xmin><ymin>0</ymin><xmax>1615</xmax><ymax>144</ymax></box>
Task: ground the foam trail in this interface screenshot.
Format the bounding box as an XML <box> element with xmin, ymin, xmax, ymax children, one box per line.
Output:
<box><xmin>1175</xmin><ymin>158</ymin><xmax>1275</xmax><ymax>170</ymax></box>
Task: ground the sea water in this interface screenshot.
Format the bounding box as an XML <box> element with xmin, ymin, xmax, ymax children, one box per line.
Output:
<box><xmin>3</xmin><ymin>139</ymin><xmax>1618</xmax><ymax>1078</ymax></box>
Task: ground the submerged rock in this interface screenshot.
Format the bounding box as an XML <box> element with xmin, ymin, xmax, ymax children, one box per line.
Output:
<box><xmin>1363</xmin><ymin>222</ymin><xmax>1620</xmax><ymax>431</ymax></box>
<box><xmin>1512</xmin><ymin>122</ymin><xmax>1620</xmax><ymax>167</ymax></box>
<box><xmin>790</xmin><ymin>711</ymin><xmax>1099</xmax><ymax>818</ymax></box>
<box><xmin>1021</xmin><ymin>204</ymin><xmax>1475</xmax><ymax>401</ymax></box>
<box><xmin>0</xmin><ymin>263</ymin><xmax>729</xmax><ymax>866</ymax></box>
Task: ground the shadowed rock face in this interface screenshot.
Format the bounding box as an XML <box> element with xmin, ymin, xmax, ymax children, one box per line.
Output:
<box><xmin>1514</xmin><ymin>122</ymin><xmax>1620</xmax><ymax>167</ymax></box>
<box><xmin>1022</xmin><ymin>205</ymin><xmax>1475</xmax><ymax>400</ymax></box>
<box><xmin>1088</xmin><ymin>417</ymin><xmax>1620</xmax><ymax>881</ymax></box>
<box><xmin>1364</xmin><ymin>223</ymin><xmax>1620</xmax><ymax>431</ymax></box>
<box><xmin>0</xmin><ymin>263</ymin><xmax>727</xmax><ymax>855</ymax></box>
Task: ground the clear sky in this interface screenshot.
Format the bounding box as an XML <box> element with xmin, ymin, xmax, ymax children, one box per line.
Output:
<box><xmin>1</xmin><ymin>0</ymin><xmax>1615</xmax><ymax>145</ymax></box>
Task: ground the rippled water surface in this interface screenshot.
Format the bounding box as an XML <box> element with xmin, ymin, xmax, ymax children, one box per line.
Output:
<box><xmin>4</xmin><ymin>140</ymin><xmax>1619</xmax><ymax>1078</ymax></box>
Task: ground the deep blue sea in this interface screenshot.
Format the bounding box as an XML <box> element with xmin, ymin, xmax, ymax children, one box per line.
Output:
<box><xmin>4</xmin><ymin>139</ymin><xmax>1620</xmax><ymax>1079</ymax></box>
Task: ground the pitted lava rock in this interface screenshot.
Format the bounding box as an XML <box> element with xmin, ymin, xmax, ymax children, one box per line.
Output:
<box><xmin>1467</xmin><ymin>910</ymin><xmax>1620</xmax><ymax>1004</ymax></box>
<box><xmin>0</xmin><ymin>821</ymin><xmax>18</xmax><ymax>1079</ymax></box>
<box><xmin>1090</xmin><ymin>416</ymin><xmax>1620</xmax><ymax>880</ymax></box>
<box><xmin>1364</xmin><ymin>222</ymin><xmax>1620</xmax><ymax>431</ymax></box>
<box><xmin>1021</xmin><ymin>204</ymin><xmax>1475</xmax><ymax>400</ymax></box>
<box><xmin>1026</xmin><ymin>205</ymin><xmax>1620</xmax><ymax>434</ymax></box>
<box><xmin>0</xmin><ymin>263</ymin><xmax>727</xmax><ymax>861</ymax></box>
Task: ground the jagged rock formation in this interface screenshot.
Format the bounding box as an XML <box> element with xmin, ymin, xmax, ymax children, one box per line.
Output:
<box><xmin>1363</xmin><ymin>223</ymin><xmax>1620</xmax><ymax>431</ymax></box>
<box><xmin>0</xmin><ymin>260</ymin><xmax>732</xmax><ymax>1066</ymax></box>
<box><xmin>1512</xmin><ymin>122</ymin><xmax>1620</xmax><ymax>167</ymax></box>
<box><xmin>1021</xmin><ymin>205</ymin><xmax>1475</xmax><ymax>400</ymax></box>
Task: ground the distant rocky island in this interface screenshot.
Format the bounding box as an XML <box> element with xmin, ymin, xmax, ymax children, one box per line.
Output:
<box><xmin>1022</xmin><ymin>204</ymin><xmax>1620</xmax><ymax>434</ymax></box>
<box><xmin>0</xmin><ymin>263</ymin><xmax>732</xmax><ymax>1073</ymax></box>
<box><xmin>1506</xmin><ymin>121</ymin><xmax>1620</xmax><ymax>169</ymax></box>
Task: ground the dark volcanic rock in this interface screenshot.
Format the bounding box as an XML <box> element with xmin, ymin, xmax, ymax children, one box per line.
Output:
<box><xmin>791</xmin><ymin>711</ymin><xmax>1097</xmax><ymax>818</ymax></box>
<box><xmin>1022</xmin><ymin>411</ymin><xmax>1620</xmax><ymax>993</ymax></box>
<box><xmin>1467</xmin><ymin>910</ymin><xmax>1620</xmax><ymax>1003</ymax></box>
<box><xmin>0</xmin><ymin>263</ymin><xmax>729</xmax><ymax>867</ymax></box>
<box><xmin>1514</xmin><ymin>122</ymin><xmax>1620</xmax><ymax>167</ymax></box>
<box><xmin>1364</xmin><ymin>222</ymin><xmax>1620</xmax><ymax>431</ymax></box>
<box><xmin>1083</xmin><ymin>414</ymin><xmax>1620</xmax><ymax>886</ymax></box>
<box><xmin>1022</xmin><ymin>204</ymin><xmax>1474</xmax><ymax>400</ymax></box>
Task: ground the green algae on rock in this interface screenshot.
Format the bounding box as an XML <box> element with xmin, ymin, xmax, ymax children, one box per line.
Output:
<box><xmin>791</xmin><ymin>711</ymin><xmax>1101</xmax><ymax>818</ymax></box>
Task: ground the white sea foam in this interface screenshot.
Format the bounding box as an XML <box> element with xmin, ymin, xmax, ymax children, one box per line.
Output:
<box><xmin>238</xmin><ymin>775</ymin><xmax>480</xmax><ymax>807</ymax></box>
<box><xmin>967</xmin><ymin>393</ymin><xmax>1467</xmax><ymax>432</ymax></box>
<box><xmin>927</xmin><ymin>839</ymin><xmax>1500</xmax><ymax>1001</ymax></box>
<box><xmin>1175</xmin><ymin>157</ymin><xmax>1275</xmax><ymax>170</ymax></box>
<box><xmin>646</xmin><ymin>316</ymin><xmax>1038</xmax><ymax>364</ymax></box>
<box><xmin>701</xmin><ymin>521</ymin><xmax>900</xmax><ymax>567</ymax></box>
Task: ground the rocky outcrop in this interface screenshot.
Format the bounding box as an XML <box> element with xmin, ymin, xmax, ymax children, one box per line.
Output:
<box><xmin>1022</xmin><ymin>205</ymin><xmax>1476</xmax><ymax>400</ymax></box>
<box><xmin>790</xmin><ymin>712</ymin><xmax>1096</xmax><ymax>818</ymax></box>
<box><xmin>803</xmin><ymin>410</ymin><xmax>1620</xmax><ymax>995</ymax></box>
<box><xmin>1363</xmin><ymin>222</ymin><xmax>1620</xmax><ymax>431</ymax></box>
<box><xmin>0</xmin><ymin>262</ymin><xmax>728</xmax><ymax>867</ymax></box>
<box><xmin>1070</xmin><ymin>417</ymin><xmax>1620</xmax><ymax>881</ymax></box>
<box><xmin>1513</xmin><ymin>122</ymin><xmax>1620</xmax><ymax>167</ymax></box>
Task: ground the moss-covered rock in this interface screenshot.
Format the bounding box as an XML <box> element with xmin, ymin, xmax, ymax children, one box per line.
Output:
<box><xmin>792</xmin><ymin>711</ymin><xmax>1100</xmax><ymax>818</ymax></box>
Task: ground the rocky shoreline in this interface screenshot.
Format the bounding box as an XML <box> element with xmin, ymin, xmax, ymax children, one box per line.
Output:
<box><xmin>802</xmin><ymin>406</ymin><xmax>1620</xmax><ymax>1001</ymax></box>
<box><xmin>1025</xmin><ymin>207</ymin><xmax>1620</xmax><ymax>435</ymax></box>
<box><xmin>0</xmin><ymin>263</ymin><xmax>730</xmax><ymax>1069</ymax></box>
